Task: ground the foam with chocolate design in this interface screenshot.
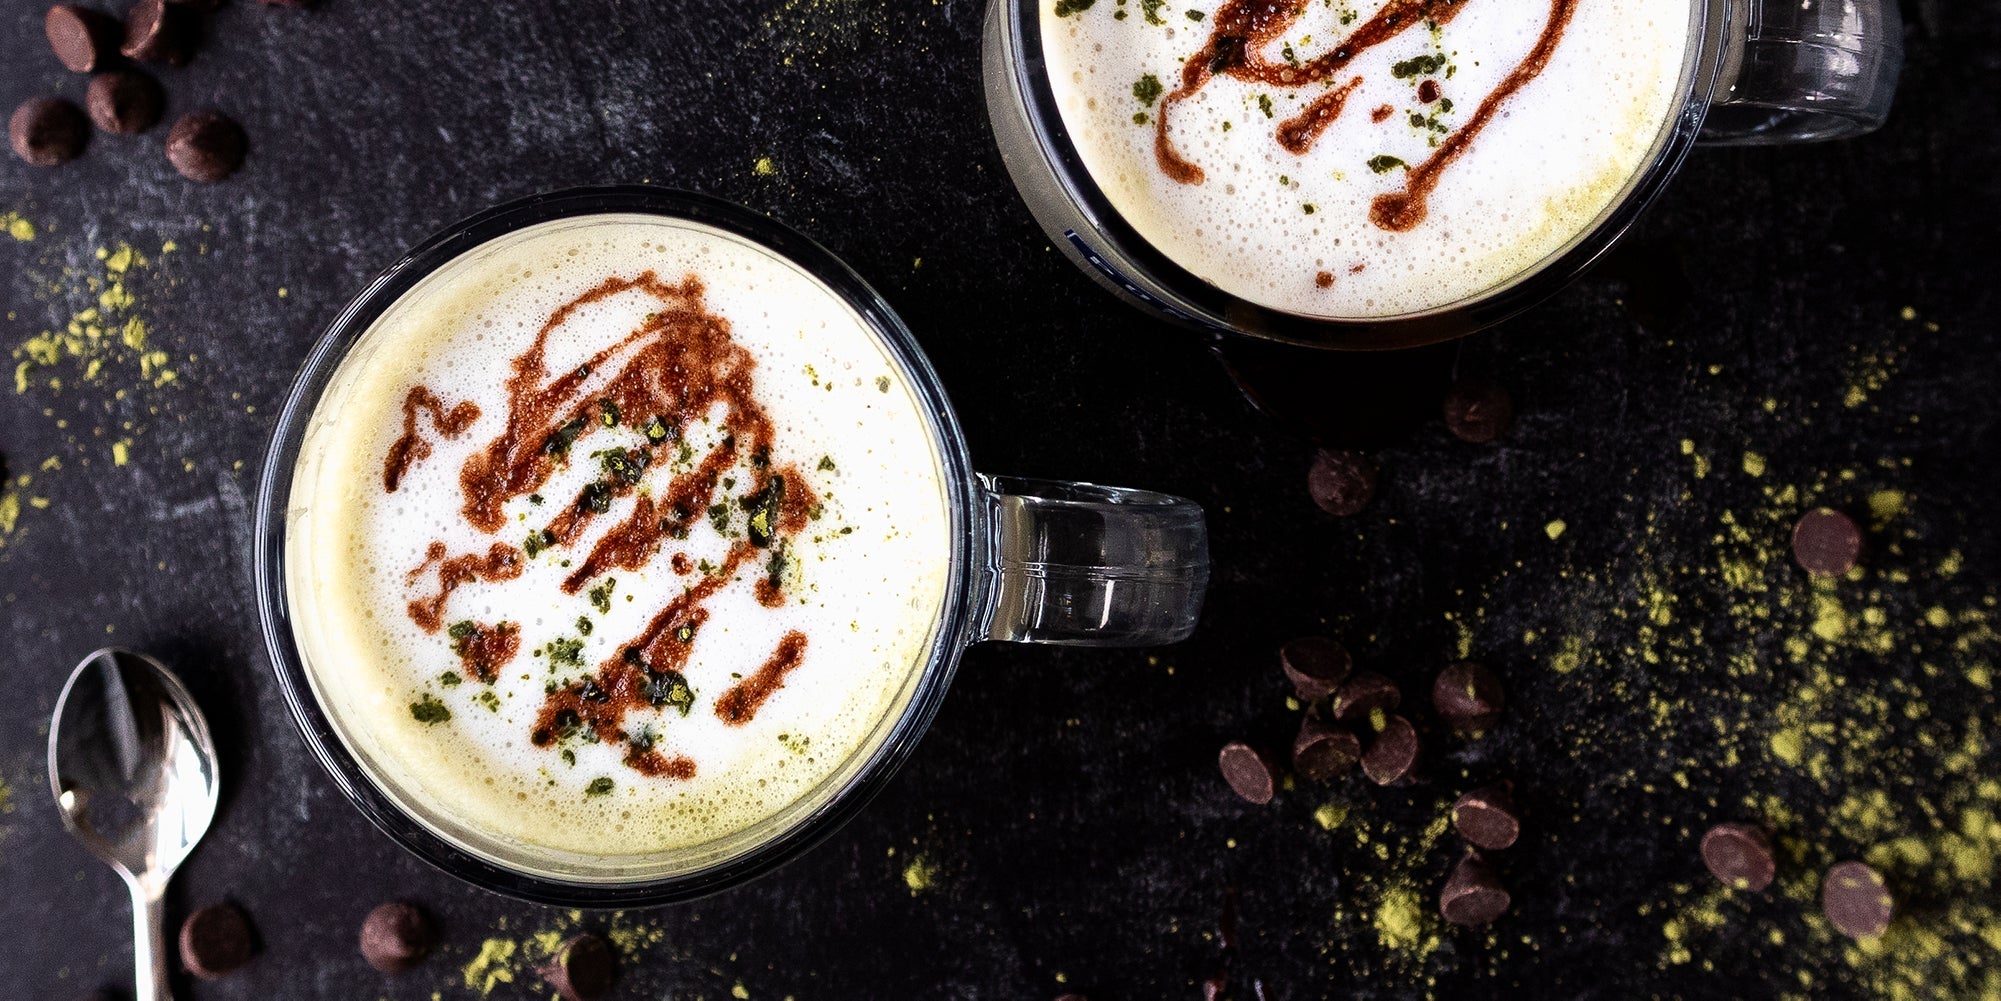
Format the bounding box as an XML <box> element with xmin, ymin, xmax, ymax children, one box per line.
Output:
<box><xmin>285</xmin><ymin>214</ymin><xmax>952</xmax><ymax>864</ymax></box>
<box><xmin>1042</xmin><ymin>0</ymin><xmax>1692</xmax><ymax>318</ymax></box>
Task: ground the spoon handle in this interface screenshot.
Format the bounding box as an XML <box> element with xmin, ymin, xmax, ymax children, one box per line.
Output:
<box><xmin>128</xmin><ymin>877</ymin><xmax>173</xmax><ymax>1001</ymax></box>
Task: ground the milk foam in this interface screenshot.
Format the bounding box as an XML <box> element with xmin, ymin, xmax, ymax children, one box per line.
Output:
<box><xmin>285</xmin><ymin>214</ymin><xmax>953</xmax><ymax>864</ymax></box>
<box><xmin>1041</xmin><ymin>0</ymin><xmax>1692</xmax><ymax>318</ymax></box>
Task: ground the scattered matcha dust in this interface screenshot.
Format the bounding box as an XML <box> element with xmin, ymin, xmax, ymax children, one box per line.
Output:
<box><xmin>1314</xmin><ymin>802</ymin><xmax>1348</xmax><ymax>830</ymax></box>
<box><xmin>456</xmin><ymin>911</ymin><xmax>676</xmax><ymax>996</ymax></box>
<box><xmin>1317</xmin><ymin>808</ymin><xmax>1455</xmax><ymax>978</ymax></box>
<box><xmin>1550</xmin><ymin>633</ymin><xmax>1585</xmax><ymax>674</ymax></box>
<box><xmin>1544</xmin><ymin>519</ymin><xmax>1567</xmax><ymax>541</ymax></box>
<box><xmin>1867</xmin><ymin>489</ymin><xmax>1907</xmax><ymax>525</ymax></box>
<box><xmin>1682</xmin><ymin>438</ymin><xmax>1713</xmax><ymax>479</ymax></box>
<box><xmin>1654</xmin><ymin>883</ymin><xmax>1737</xmax><ymax>967</ymax></box>
<box><xmin>1939</xmin><ymin>550</ymin><xmax>1964</xmax><ymax>577</ymax></box>
<box><xmin>1373</xmin><ymin>888</ymin><xmax>1433</xmax><ymax>952</ymax></box>
<box><xmin>756</xmin><ymin>0</ymin><xmax>892</xmax><ymax>68</ymax></box>
<box><xmin>0</xmin><ymin>484</ymin><xmax>20</xmax><ymax>547</ymax></box>
<box><xmin>902</xmin><ymin>854</ymin><xmax>939</xmax><ymax>894</ymax></box>
<box><xmin>1471</xmin><ymin>336</ymin><xmax>1998</xmax><ymax>996</ymax></box>
<box><xmin>753</xmin><ymin>156</ymin><xmax>777</xmax><ymax>177</ymax></box>
<box><xmin>2</xmin><ymin>230</ymin><xmax>191</xmax><ymax>549</ymax></box>
<box><xmin>13</xmin><ymin>240</ymin><xmax>180</xmax><ymax>395</ymax></box>
<box><xmin>1842</xmin><ymin>315</ymin><xmax>1918</xmax><ymax>410</ymax></box>
<box><xmin>462</xmin><ymin>938</ymin><xmax>518</xmax><ymax>994</ymax></box>
<box><xmin>1554</xmin><ymin>457</ymin><xmax>1999</xmax><ymax>992</ymax></box>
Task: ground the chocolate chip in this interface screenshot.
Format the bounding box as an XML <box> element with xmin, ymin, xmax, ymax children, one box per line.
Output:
<box><xmin>1822</xmin><ymin>861</ymin><xmax>1894</xmax><ymax>939</ymax></box>
<box><xmin>165</xmin><ymin>111</ymin><xmax>246</xmax><ymax>182</ymax></box>
<box><xmin>1307</xmin><ymin>448</ymin><xmax>1378</xmax><ymax>516</ymax></box>
<box><xmin>11</xmin><ymin>97</ymin><xmax>89</xmax><ymax>166</ymax></box>
<box><xmin>1432</xmin><ymin>661</ymin><xmax>1504</xmax><ymax>734</ymax></box>
<box><xmin>359</xmin><ymin>901</ymin><xmax>435</xmax><ymax>974</ymax></box>
<box><xmin>121</xmin><ymin>0</ymin><xmax>191</xmax><ymax>64</ymax></box>
<box><xmin>1217</xmin><ymin>741</ymin><xmax>1275</xmax><ymax>804</ymax></box>
<box><xmin>1441</xmin><ymin>379</ymin><xmax>1514</xmax><ymax>443</ymax></box>
<box><xmin>45</xmin><ymin>5</ymin><xmax>121</xmax><ymax>72</ymax></box>
<box><xmin>1280</xmin><ymin>635</ymin><xmax>1352</xmax><ymax>701</ymax></box>
<box><xmin>1417</xmin><ymin>79</ymin><xmax>1441</xmax><ymax>103</ymax></box>
<box><xmin>1699</xmin><ymin>823</ymin><xmax>1775</xmax><ymax>892</ymax></box>
<box><xmin>179</xmin><ymin>902</ymin><xmax>255</xmax><ymax>979</ymax></box>
<box><xmin>1792</xmin><ymin>507</ymin><xmax>1861</xmax><ymax>577</ymax></box>
<box><xmin>1329</xmin><ymin>671</ymin><xmax>1400</xmax><ymax>723</ymax></box>
<box><xmin>1452</xmin><ymin>783</ymin><xmax>1520</xmax><ymax>850</ymax></box>
<box><xmin>1360</xmin><ymin>713</ymin><xmax>1419</xmax><ymax>785</ymax></box>
<box><xmin>543</xmin><ymin>933</ymin><xmax>617</xmax><ymax>1001</ymax></box>
<box><xmin>1292</xmin><ymin>714</ymin><xmax>1360</xmax><ymax>782</ymax></box>
<box><xmin>86</xmin><ymin>69</ymin><xmax>163</xmax><ymax>134</ymax></box>
<box><xmin>1439</xmin><ymin>852</ymin><xmax>1510</xmax><ymax>925</ymax></box>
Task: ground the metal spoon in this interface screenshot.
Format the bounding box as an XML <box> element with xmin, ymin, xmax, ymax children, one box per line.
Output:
<box><xmin>48</xmin><ymin>648</ymin><xmax>221</xmax><ymax>1001</ymax></box>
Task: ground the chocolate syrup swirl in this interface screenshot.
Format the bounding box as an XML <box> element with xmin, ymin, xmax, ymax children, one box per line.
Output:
<box><xmin>451</xmin><ymin>621</ymin><xmax>520</xmax><ymax>684</ymax></box>
<box><xmin>390</xmin><ymin>271</ymin><xmax>821</xmax><ymax>782</ymax></box>
<box><xmin>1276</xmin><ymin>77</ymin><xmax>1364</xmax><ymax>156</ymax></box>
<box><xmin>715</xmin><ymin>631</ymin><xmax>810</xmax><ymax>726</ymax></box>
<box><xmin>1368</xmin><ymin>0</ymin><xmax>1578</xmax><ymax>232</ymax></box>
<box><xmin>406</xmin><ymin>540</ymin><xmax>525</xmax><ymax>633</ymax></box>
<box><xmin>1154</xmin><ymin>0</ymin><xmax>1577</xmax><ymax>232</ymax></box>
<box><xmin>383</xmin><ymin>387</ymin><xmax>480</xmax><ymax>492</ymax></box>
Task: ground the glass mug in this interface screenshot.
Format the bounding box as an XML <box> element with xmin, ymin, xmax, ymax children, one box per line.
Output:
<box><xmin>251</xmin><ymin>187</ymin><xmax>1211</xmax><ymax>904</ymax></box>
<box><xmin>982</xmin><ymin>0</ymin><xmax>1905</xmax><ymax>349</ymax></box>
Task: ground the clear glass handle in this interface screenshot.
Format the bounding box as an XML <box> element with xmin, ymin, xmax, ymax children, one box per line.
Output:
<box><xmin>1702</xmin><ymin>0</ymin><xmax>1904</xmax><ymax>144</ymax></box>
<box><xmin>978</xmin><ymin>475</ymin><xmax>1209</xmax><ymax>646</ymax></box>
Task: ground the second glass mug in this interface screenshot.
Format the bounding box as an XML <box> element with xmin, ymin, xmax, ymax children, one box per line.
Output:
<box><xmin>253</xmin><ymin>187</ymin><xmax>1210</xmax><ymax>904</ymax></box>
<box><xmin>983</xmin><ymin>0</ymin><xmax>1905</xmax><ymax>349</ymax></box>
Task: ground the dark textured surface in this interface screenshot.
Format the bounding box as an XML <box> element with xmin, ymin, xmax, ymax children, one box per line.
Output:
<box><xmin>2</xmin><ymin>1</ymin><xmax>1997</xmax><ymax>999</ymax></box>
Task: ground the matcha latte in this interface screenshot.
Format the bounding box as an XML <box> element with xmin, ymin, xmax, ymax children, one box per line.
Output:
<box><xmin>1041</xmin><ymin>0</ymin><xmax>1692</xmax><ymax>317</ymax></box>
<box><xmin>283</xmin><ymin>214</ymin><xmax>953</xmax><ymax>859</ymax></box>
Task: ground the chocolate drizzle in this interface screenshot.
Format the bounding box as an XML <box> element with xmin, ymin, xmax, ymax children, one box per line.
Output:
<box><xmin>390</xmin><ymin>270</ymin><xmax>820</xmax><ymax>781</ymax></box>
<box><xmin>1154</xmin><ymin>0</ymin><xmax>1577</xmax><ymax>232</ymax></box>
<box><xmin>383</xmin><ymin>387</ymin><xmax>480</xmax><ymax>492</ymax></box>
<box><xmin>1276</xmin><ymin>77</ymin><xmax>1365</xmax><ymax>156</ymax></box>
<box><xmin>714</xmin><ymin>631</ymin><xmax>810</xmax><ymax>726</ymax></box>
<box><xmin>1367</xmin><ymin>0</ymin><xmax>1578</xmax><ymax>232</ymax></box>
<box><xmin>406</xmin><ymin>540</ymin><xmax>524</xmax><ymax>633</ymax></box>
<box><xmin>451</xmin><ymin>621</ymin><xmax>521</xmax><ymax>683</ymax></box>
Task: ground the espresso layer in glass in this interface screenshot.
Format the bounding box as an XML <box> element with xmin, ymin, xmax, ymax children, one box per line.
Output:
<box><xmin>285</xmin><ymin>214</ymin><xmax>952</xmax><ymax>858</ymax></box>
<box><xmin>1041</xmin><ymin>0</ymin><xmax>1691</xmax><ymax>319</ymax></box>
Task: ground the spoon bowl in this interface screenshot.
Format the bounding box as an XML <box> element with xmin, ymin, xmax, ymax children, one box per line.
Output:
<box><xmin>49</xmin><ymin>647</ymin><xmax>221</xmax><ymax>1001</ymax></box>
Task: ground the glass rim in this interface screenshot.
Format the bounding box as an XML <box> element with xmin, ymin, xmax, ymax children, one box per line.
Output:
<box><xmin>1000</xmin><ymin>0</ymin><xmax>1727</xmax><ymax>349</ymax></box>
<box><xmin>251</xmin><ymin>185</ymin><xmax>983</xmax><ymax>906</ymax></box>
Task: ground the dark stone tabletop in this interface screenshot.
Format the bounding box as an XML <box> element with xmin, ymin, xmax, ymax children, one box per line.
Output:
<box><xmin>2</xmin><ymin>1</ymin><xmax>1995</xmax><ymax>998</ymax></box>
